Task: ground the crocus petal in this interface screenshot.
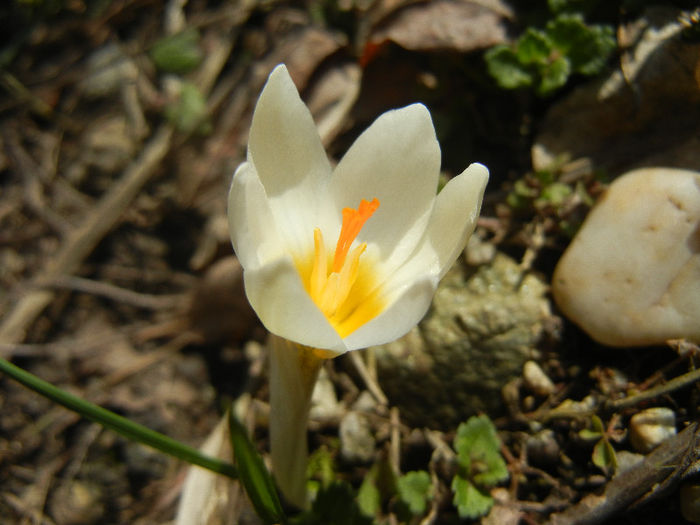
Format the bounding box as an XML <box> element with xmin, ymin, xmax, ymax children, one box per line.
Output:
<box><xmin>227</xmin><ymin>162</ymin><xmax>283</xmax><ymax>269</ymax></box>
<box><xmin>330</xmin><ymin>104</ymin><xmax>441</xmax><ymax>270</ymax></box>
<box><xmin>342</xmin><ymin>274</ymin><xmax>438</xmax><ymax>350</ymax></box>
<box><xmin>426</xmin><ymin>163</ymin><xmax>489</xmax><ymax>278</ymax></box>
<box><xmin>243</xmin><ymin>256</ymin><xmax>346</xmax><ymax>352</ymax></box>
<box><xmin>248</xmin><ymin>65</ymin><xmax>334</xmax><ymax>258</ymax></box>
<box><xmin>396</xmin><ymin>163</ymin><xmax>489</xmax><ymax>281</ymax></box>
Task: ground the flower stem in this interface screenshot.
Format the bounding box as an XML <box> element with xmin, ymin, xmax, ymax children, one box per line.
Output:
<box><xmin>0</xmin><ymin>357</ymin><xmax>238</xmax><ymax>479</ymax></box>
<box><xmin>268</xmin><ymin>335</ymin><xmax>324</xmax><ymax>509</ymax></box>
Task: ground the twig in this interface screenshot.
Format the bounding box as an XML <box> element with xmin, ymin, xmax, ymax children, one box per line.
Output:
<box><xmin>606</xmin><ymin>367</ymin><xmax>700</xmax><ymax>412</ymax></box>
<box><xmin>42</xmin><ymin>274</ymin><xmax>185</xmax><ymax>310</ymax></box>
<box><xmin>348</xmin><ymin>350</ymin><xmax>389</xmax><ymax>406</ymax></box>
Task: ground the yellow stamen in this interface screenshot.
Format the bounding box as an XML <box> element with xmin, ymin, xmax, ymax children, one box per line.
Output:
<box><xmin>304</xmin><ymin>198</ymin><xmax>381</xmax><ymax>336</ymax></box>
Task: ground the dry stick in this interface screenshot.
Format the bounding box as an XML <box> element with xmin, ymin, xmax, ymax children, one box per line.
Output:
<box><xmin>45</xmin><ymin>274</ymin><xmax>185</xmax><ymax>310</ymax></box>
<box><xmin>606</xmin><ymin>366</ymin><xmax>700</xmax><ymax>412</ymax></box>
<box><xmin>0</xmin><ymin>35</ymin><xmax>234</xmax><ymax>345</ymax></box>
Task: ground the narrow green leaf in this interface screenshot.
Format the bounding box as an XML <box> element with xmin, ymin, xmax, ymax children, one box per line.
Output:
<box><xmin>0</xmin><ymin>357</ymin><xmax>238</xmax><ymax>478</ymax></box>
<box><xmin>228</xmin><ymin>412</ymin><xmax>286</xmax><ymax>524</ymax></box>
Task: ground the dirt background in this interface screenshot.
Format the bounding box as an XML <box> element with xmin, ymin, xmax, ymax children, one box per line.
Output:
<box><xmin>1</xmin><ymin>1</ymin><xmax>699</xmax><ymax>524</ymax></box>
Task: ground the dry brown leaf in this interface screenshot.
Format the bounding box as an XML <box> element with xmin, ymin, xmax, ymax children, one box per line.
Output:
<box><xmin>368</xmin><ymin>0</ymin><xmax>511</xmax><ymax>53</ymax></box>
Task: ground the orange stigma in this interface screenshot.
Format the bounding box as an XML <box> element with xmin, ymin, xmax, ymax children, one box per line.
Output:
<box><xmin>332</xmin><ymin>198</ymin><xmax>380</xmax><ymax>273</ymax></box>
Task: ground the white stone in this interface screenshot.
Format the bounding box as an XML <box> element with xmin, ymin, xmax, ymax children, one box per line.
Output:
<box><xmin>553</xmin><ymin>167</ymin><xmax>700</xmax><ymax>347</ymax></box>
<box><xmin>628</xmin><ymin>407</ymin><xmax>676</xmax><ymax>453</ymax></box>
<box><xmin>523</xmin><ymin>360</ymin><xmax>555</xmax><ymax>396</ymax></box>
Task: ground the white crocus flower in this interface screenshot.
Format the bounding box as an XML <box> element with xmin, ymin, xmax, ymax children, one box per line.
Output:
<box><xmin>227</xmin><ymin>64</ymin><xmax>488</xmax><ymax>508</ymax></box>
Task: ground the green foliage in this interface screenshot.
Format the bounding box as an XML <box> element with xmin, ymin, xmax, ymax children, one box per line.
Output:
<box><xmin>228</xmin><ymin>413</ymin><xmax>286</xmax><ymax>525</ymax></box>
<box><xmin>357</xmin><ymin>470</ymin><xmax>382</xmax><ymax>517</ymax></box>
<box><xmin>485</xmin><ymin>13</ymin><xmax>615</xmax><ymax>96</ymax></box>
<box><xmin>292</xmin><ymin>482</ymin><xmax>373</xmax><ymax>525</ymax></box>
<box><xmin>451</xmin><ymin>415</ymin><xmax>509</xmax><ymax>519</ymax></box>
<box><xmin>451</xmin><ymin>476</ymin><xmax>495</xmax><ymax>520</ymax></box>
<box><xmin>150</xmin><ymin>28</ymin><xmax>203</xmax><ymax>74</ymax></box>
<box><xmin>579</xmin><ymin>415</ymin><xmax>618</xmax><ymax>475</ymax></box>
<box><xmin>397</xmin><ymin>470</ymin><xmax>433</xmax><ymax>516</ymax></box>
<box><xmin>306</xmin><ymin>445</ymin><xmax>336</xmax><ymax>500</ymax></box>
<box><xmin>164</xmin><ymin>82</ymin><xmax>211</xmax><ymax>135</ymax></box>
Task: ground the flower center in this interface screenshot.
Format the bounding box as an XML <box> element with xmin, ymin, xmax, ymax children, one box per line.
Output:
<box><xmin>308</xmin><ymin>198</ymin><xmax>380</xmax><ymax>331</ymax></box>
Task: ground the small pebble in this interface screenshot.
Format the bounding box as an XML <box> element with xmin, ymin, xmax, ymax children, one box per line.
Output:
<box><xmin>339</xmin><ymin>411</ymin><xmax>375</xmax><ymax>463</ymax></box>
<box><xmin>523</xmin><ymin>360</ymin><xmax>555</xmax><ymax>396</ymax></box>
<box><xmin>628</xmin><ymin>407</ymin><xmax>676</xmax><ymax>453</ymax></box>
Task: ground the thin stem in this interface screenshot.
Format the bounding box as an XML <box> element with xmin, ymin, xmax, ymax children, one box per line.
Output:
<box><xmin>0</xmin><ymin>357</ymin><xmax>238</xmax><ymax>479</ymax></box>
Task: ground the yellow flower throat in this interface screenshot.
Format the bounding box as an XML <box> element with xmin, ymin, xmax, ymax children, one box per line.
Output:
<box><xmin>299</xmin><ymin>198</ymin><xmax>384</xmax><ymax>340</ymax></box>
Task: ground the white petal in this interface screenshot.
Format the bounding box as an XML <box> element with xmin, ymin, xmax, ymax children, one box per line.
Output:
<box><xmin>248</xmin><ymin>64</ymin><xmax>334</xmax><ymax>259</ymax></box>
<box><xmin>228</xmin><ymin>162</ymin><xmax>283</xmax><ymax>269</ymax></box>
<box><xmin>427</xmin><ymin>163</ymin><xmax>489</xmax><ymax>278</ymax></box>
<box><xmin>398</xmin><ymin>163</ymin><xmax>488</xmax><ymax>280</ymax></box>
<box><xmin>330</xmin><ymin>104</ymin><xmax>441</xmax><ymax>270</ymax></box>
<box><xmin>243</xmin><ymin>256</ymin><xmax>347</xmax><ymax>352</ymax></box>
<box><xmin>342</xmin><ymin>275</ymin><xmax>438</xmax><ymax>350</ymax></box>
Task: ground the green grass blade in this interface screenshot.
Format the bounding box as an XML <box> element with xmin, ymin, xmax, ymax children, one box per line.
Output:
<box><xmin>0</xmin><ymin>357</ymin><xmax>238</xmax><ymax>479</ymax></box>
<box><xmin>228</xmin><ymin>411</ymin><xmax>287</xmax><ymax>524</ymax></box>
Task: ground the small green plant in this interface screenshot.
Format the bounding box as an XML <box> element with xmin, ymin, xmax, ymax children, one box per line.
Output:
<box><xmin>150</xmin><ymin>28</ymin><xmax>203</xmax><ymax>74</ymax></box>
<box><xmin>451</xmin><ymin>415</ymin><xmax>509</xmax><ymax>519</ymax></box>
<box><xmin>579</xmin><ymin>415</ymin><xmax>618</xmax><ymax>476</ymax></box>
<box><xmin>397</xmin><ymin>470</ymin><xmax>433</xmax><ymax>516</ymax></box>
<box><xmin>164</xmin><ymin>82</ymin><xmax>211</xmax><ymax>135</ymax></box>
<box><xmin>485</xmin><ymin>13</ymin><xmax>616</xmax><ymax>96</ymax></box>
<box><xmin>292</xmin><ymin>482</ymin><xmax>373</xmax><ymax>525</ymax></box>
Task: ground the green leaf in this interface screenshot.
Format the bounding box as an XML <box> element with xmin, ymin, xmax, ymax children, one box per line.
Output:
<box><xmin>538</xmin><ymin>55</ymin><xmax>571</xmax><ymax>95</ymax></box>
<box><xmin>484</xmin><ymin>45</ymin><xmax>534</xmax><ymax>90</ymax></box>
<box><xmin>150</xmin><ymin>28</ymin><xmax>203</xmax><ymax>74</ymax></box>
<box><xmin>578</xmin><ymin>428</ymin><xmax>603</xmax><ymax>441</ymax></box>
<box><xmin>397</xmin><ymin>470</ymin><xmax>432</xmax><ymax>516</ymax></box>
<box><xmin>451</xmin><ymin>476</ymin><xmax>494</xmax><ymax>519</ymax></box>
<box><xmin>0</xmin><ymin>357</ymin><xmax>238</xmax><ymax>479</ymax></box>
<box><xmin>307</xmin><ymin>445</ymin><xmax>336</xmax><ymax>489</ymax></box>
<box><xmin>292</xmin><ymin>482</ymin><xmax>372</xmax><ymax>525</ymax></box>
<box><xmin>516</xmin><ymin>28</ymin><xmax>553</xmax><ymax>65</ymax></box>
<box><xmin>164</xmin><ymin>82</ymin><xmax>211</xmax><ymax>135</ymax></box>
<box><xmin>546</xmin><ymin>14</ymin><xmax>615</xmax><ymax>75</ymax></box>
<box><xmin>454</xmin><ymin>415</ymin><xmax>509</xmax><ymax>487</ymax></box>
<box><xmin>592</xmin><ymin>438</ymin><xmax>618</xmax><ymax>473</ymax></box>
<box><xmin>228</xmin><ymin>413</ymin><xmax>286</xmax><ymax>525</ymax></box>
<box><xmin>357</xmin><ymin>472</ymin><xmax>381</xmax><ymax>518</ymax></box>
<box><xmin>538</xmin><ymin>182</ymin><xmax>573</xmax><ymax>207</ymax></box>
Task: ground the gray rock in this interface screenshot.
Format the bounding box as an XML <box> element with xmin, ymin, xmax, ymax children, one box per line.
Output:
<box><xmin>372</xmin><ymin>252</ymin><xmax>549</xmax><ymax>428</ymax></box>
